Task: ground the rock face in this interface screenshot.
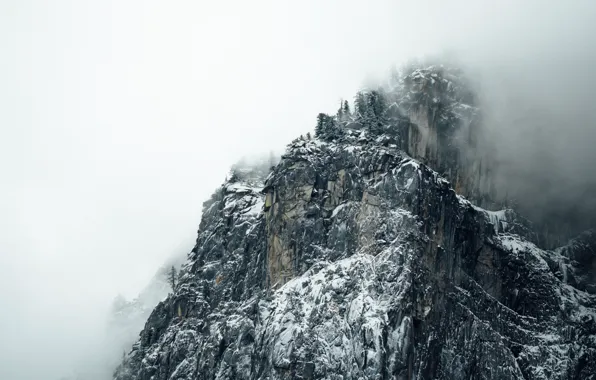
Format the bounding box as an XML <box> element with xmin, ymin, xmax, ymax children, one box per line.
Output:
<box><xmin>108</xmin><ymin>255</ymin><xmax>186</xmax><ymax>363</ymax></box>
<box><xmin>114</xmin><ymin>66</ymin><xmax>596</xmax><ymax>380</ymax></box>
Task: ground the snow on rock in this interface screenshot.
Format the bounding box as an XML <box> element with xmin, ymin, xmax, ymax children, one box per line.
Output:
<box><xmin>497</xmin><ymin>234</ymin><xmax>550</xmax><ymax>271</ymax></box>
<box><xmin>472</xmin><ymin>205</ymin><xmax>510</xmax><ymax>233</ymax></box>
<box><xmin>113</xmin><ymin>64</ymin><xmax>596</xmax><ymax>380</ymax></box>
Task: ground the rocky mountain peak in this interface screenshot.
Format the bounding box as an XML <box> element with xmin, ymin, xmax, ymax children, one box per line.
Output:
<box><xmin>113</xmin><ymin>64</ymin><xmax>596</xmax><ymax>380</ymax></box>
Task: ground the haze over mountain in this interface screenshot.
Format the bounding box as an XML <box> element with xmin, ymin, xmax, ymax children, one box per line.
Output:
<box><xmin>1</xmin><ymin>1</ymin><xmax>595</xmax><ymax>380</ymax></box>
<box><xmin>114</xmin><ymin>63</ymin><xmax>596</xmax><ymax>379</ymax></box>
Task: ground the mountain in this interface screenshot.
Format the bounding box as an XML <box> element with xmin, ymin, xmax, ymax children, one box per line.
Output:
<box><xmin>113</xmin><ymin>65</ymin><xmax>596</xmax><ymax>380</ymax></box>
<box><xmin>57</xmin><ymin>255</ymin><xmax>186</xmax><ymax>380</ymax></box>
<box><xmin>107</xmin><ymin>253</ymin><xmax>187</xmax><ymax>365</ymax></box>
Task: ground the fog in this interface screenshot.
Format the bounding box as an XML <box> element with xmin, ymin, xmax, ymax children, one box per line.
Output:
<box><xmin>1</xmin><ymin>1</ymin><xmax>595</xmax><ymax>379</ymax></box>
<box><xmin>449</xmin><ymin>2</ymin><xmax>596</xmax><ymax>234</ymax></box>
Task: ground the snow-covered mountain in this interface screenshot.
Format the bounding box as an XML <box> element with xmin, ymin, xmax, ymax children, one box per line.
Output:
<box><xmin>106</xmin><ymin>253</ymin><xmax>187</xmax><ymax>363</ymax></box>
<box><xmin>112</xmin><ymin>65</ymin><xmax>596</xmax><ymax>380</ymax></box>
<box><xmin>57</xmin><ymin>255</ymin><xmax>186</xmax><ymax>380</ymax></box>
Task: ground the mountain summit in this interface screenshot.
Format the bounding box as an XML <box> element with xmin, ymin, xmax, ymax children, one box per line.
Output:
<box><xmin>113</xmin><ymin>65</ymin><xmax>596</xmax><ymax>380</ymax></box>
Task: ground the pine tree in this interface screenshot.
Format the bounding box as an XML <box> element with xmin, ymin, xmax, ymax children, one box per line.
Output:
<box><xmin>166</xmin><ymin>265</ymin><xmax>177</xmax><ymax>290</ymax></box>
<box><xmin>367</xmin><ymin>90</ymin><xmax>386</xmax><ymax>119</ymax></box>
<box><xmin>354</xmin><ymin>92</ymin><xmax>367</xmax><ymax>119</ymax></box>
<box><xmin>354</xmin><ymin>90</ymin><xmax>387</xmax><ymax>135</ymax></box>
<box><xmin>315</xmin><ymin>113</ymin><xmax>343</xmax><ymax>141</ymax></box>
<box><xmin>342</xmin><ymin>100</ymin><xmax>351</xmax><ymax>118</ymax></box>
<box><xmin>366</xmin><ymin>90</ymin><xmax>387</xmax><ymax>135</ymax></box>
<box><xmin>337</xmin><ymin>100</ymin><xmax>351</xmax><ymax>123</ymax></box>
<box><xmin>314</xmin><ymin>113</ymin><xmax>328</xmax><ymax>137</ymax></box>
<box><xmin>337</xmin><ymin>100</ymin><xmax>344</xmax><ymax>121</ymax></box>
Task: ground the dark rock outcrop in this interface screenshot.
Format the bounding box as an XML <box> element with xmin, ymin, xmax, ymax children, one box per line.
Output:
<box><xmin>113</xmin><ymin>66</ymin><xmax>595</xmax><ymax>380</ymax></box>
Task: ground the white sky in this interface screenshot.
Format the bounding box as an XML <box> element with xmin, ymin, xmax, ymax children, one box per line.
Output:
<box><xmin>1</xmin><ymin>1</ymin><xmax>595</xmax><ymax>379</ymax></box>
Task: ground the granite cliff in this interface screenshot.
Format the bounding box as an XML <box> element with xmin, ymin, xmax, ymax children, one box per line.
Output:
<box><xmin>113</xmin><ymin>65</ymin><xmax>596</xmax><ymax>380</ymax></box>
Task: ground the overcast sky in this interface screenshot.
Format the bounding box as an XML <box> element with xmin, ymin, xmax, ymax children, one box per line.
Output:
<box><xmin>1</xmin><ymin>1</ymin><xmax>595</xmax><ymax>379</ymax></box>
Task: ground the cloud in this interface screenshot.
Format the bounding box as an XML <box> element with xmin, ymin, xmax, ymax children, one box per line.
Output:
<box><xmin>437</xmin><ymin>1</ymin><xmax>596</xmax><ymax>233</ymax></box>
<box><xmin>0</xmin><ymin>0</ymin><xmax>594</xmax><ymax>379</ymax></box>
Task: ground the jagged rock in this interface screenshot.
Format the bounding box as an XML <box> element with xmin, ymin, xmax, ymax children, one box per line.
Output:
<box><xmin>113</xmin><ymin>66</ymin><xmax>595</xmax><ymax>380</ymax></box>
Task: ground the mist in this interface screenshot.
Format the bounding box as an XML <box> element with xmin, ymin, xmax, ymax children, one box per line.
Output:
<box><xmin>449</xmin><ymin>1</ymin><xmax>596</xmax><ymax>234</ymax></box>
<box><xmin>1</xmin><ymin>1</ymin><xmax>595</xmax><ymax>379</ymax></box>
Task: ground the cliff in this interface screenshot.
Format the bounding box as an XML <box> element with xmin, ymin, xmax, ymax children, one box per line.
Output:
<box><xmin>113</xmin><ymin>65</ymin><xmax>596</xmax><ymax>380</ymax></box>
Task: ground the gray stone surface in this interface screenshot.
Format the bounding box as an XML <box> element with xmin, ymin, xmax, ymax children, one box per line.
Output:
<box><xmin>113</xmin><ymin>66</ymin><xmax>596</xmax><ymax>380</ymax></box>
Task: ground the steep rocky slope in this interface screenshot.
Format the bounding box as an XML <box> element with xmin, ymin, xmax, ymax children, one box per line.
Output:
<box><xmin>114</xmin><ymin>66</ymin><xmax>596</xmax><ymax>380</ymax></box>
<box><xmin>108</xmin><ymin>254</ymin><xmax>187</xmax><ymax>363</ymax></box>
<box><xmin>57</xmin><ymin>256</ymin><xmax>186</xmax><ymax>380</ymax></box>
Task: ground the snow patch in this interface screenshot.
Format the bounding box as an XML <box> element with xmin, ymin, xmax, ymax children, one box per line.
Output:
<box><xmin>497</xmin><ymin>235</ymin><xmax>550</xmax><ymax>270</ymax></box>
<box><xmin>245</xmin><ymin>197</ymin><xmax>264</xmax><ymax>216</ymax></box>
<box><xmin>331</xmin><ymin>203</ymin><xmax>348</xmax><ymax>218</ymax></box>
<box><xmin>472</xmin><ymin>205</ymin><xmax>509</xmax><ymax>233</ymax></box>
